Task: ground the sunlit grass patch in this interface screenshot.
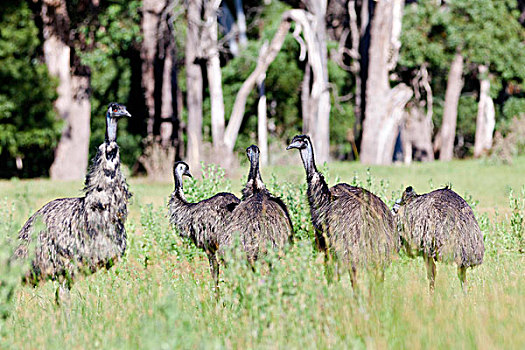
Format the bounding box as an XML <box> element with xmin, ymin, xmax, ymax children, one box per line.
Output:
<box><xmin>0</xmin><ymin>158</ymin><xmax>524</xmax><ymax>348</ymax></box>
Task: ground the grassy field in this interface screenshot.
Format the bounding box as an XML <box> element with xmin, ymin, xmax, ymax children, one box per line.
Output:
<box><xmin>0</xmin><ymin>157</ymin><xmax>524</xmax><ymax>349</ymax></box>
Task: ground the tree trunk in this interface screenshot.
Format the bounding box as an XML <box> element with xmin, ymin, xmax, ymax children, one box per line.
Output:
<box><xmin>360</xmin><ymin>0</ymin><xmax>410</xmax><ymax>165</ymax></box>
<box><xmin>204</xmin><ymin>0</ymin><xmax>226</xmax><ymax>154</ymax></box>
<box><xmin>41</xmin><ymin>0</ymin><xmax>91</xmax><ymax>180</ymax></box>
<box><xmin>257</xmin><ymin>77</ymin><xmax>268</xmax><ymax>166</ymax></box>
<box><xmin>186</xmin><ymin>0</ymin><xmax>204</xmax><ymax>171</ymax></box>
<box><xmin>402</xmin><ymin>105</ymin><xmax>434</xmax><ymax>163</ymax></box>
<box><xmin>437</xmin><ymin>52</ymin><xmax>464</xmax><ymax>161</ymax></box>
<box><xmin>160</xmin><ymin>41</ymin><xmax>175</xmax><ymax>147</ymax></box>
<box><xmin>303</xmin><ymin>0</ymin><xmax>330</xmax><ymax>164</ymax></box>
<box><xmin>141</xmin><ymin>0</ymin><xmax>165</xmax><ymax>136</ymax></box>
<box><xmin>301</xmin><ymin>62</ymin><xmax>312</xmax><ymax>134</ymax></box>
<box><xmin>348</xmin><ymin>0</ymin><xmax>362</xmax><ymax>153</ymax></box>
<box><xmin>234</xmin><ymin>0</ymin><xmax>248</xmax><ymax>47</ymax></box>
<box><xmin>473</xmin><ymin>65</ymin><xmax>495</xmax><ymax>157</ymax></box>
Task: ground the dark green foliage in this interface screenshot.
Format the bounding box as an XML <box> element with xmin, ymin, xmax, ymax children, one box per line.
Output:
<box><xmin>78</xmin><ymin>0</ymin><xmax>143</xmax><ymax>168</ymax></box>
<box><xmin>400</xmin><ymin>0</ymin><xmax>525</xmax><ymax>158</ymax></box>
<box><xmin>400</xmin><ymin>1</ymin><xmax>450</xmax><ymax>69</ymax></box>
<box><xmin>0</xmin><ymin>0</ymin><xmax>58</xmax><ymax>178</ymax></box>
<box><xmin>447</xmin><ymin>0</ymin><xmax>525</xmax><ymax>81</ymax></box>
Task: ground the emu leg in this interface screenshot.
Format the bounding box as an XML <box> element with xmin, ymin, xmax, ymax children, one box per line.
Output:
<box><xmin>208</xmin><ymin>253</ymin><xmax>220</xmax><ymax>292</ymax></box>
<box><xmin>324</xmin><ymin>251</ymin><xmax>335</xmax><ymax>284</ymax></box>
<box><xmin>349</xmin><ymin>266</ymin><xmax>357</xmax><ymax>289</ymax></box>
<box><xmin>457</xmin><ymin>266</ymin><xmax>467</xmax><ymax>292</ymax></box>
<box><xmin>424</xmin><ymin>253</ymin><xmax>436</xmax><ymax>292</ymax></box>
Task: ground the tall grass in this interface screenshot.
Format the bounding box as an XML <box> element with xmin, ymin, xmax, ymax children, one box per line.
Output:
<box><xmin>0</xmin><ymin>160</ymin><xmax>524</xmax><ymax>349</ymax></box>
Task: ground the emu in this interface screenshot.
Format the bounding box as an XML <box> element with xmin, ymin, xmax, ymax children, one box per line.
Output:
<box><xmin>392</xmin><ymin>186</ymin><xmax>484</xmax><ymax>291</ymax></box>
<box><xmin>287</xmin><ymin>135</ymin><xmax>397</xmax><ymax>287</ymax></box>
<box><xmin>14</xmin><ymin>103</ymin><xmax>132</xmax><ymax>299</ymax></box>
<box><xmin>225</xmin><ymin>145</ymin><xmax>293</xmax><ymax>265</ymax></box>
<box><xmin>168</xmin><ymin>161</ymin><xmax>240</xmax><ymax>286</ymax></box>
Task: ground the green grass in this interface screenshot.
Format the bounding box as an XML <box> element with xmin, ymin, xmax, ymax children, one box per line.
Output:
<box><xmin>0</xmin><ymin>157</ymin><xmax>524</xmax><ymax>349</ymax></box>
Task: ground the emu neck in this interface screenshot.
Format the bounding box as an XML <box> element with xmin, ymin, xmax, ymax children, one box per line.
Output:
<box><xmin>242</xmin><ymin>156</ymin><xmax>265</xmax><ymax>198</ymax></box>
<box><xmin>250</xmin><ymin>156</ymin><xmax>265</xmax><ymax>188</ymax></box>
<box><xmin>173</xmin><ymin>170</ymin><xmax>187</xmax><ymax>201</ymax></box>
<box><xmin>299</xmin><ymin>145</ymin><xmax>317</xmax><ymax>179</ymax></box>
<box><xmin>301</xmin><ymin>145</ymin><xmax>330</xmax><ymax>214</ymax></box>
<box><xmin>105</xmin><ymin>114</ymin><xmax>118</xmax><ymax>143</ymax></box>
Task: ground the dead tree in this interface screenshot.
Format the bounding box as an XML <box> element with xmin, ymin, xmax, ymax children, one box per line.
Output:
<box><xmin>38</xmin><ymin>0</ymin><xmax>92</xmax><ymax>180</ymax></box>
<box><xmin>360</xmin><ymin>0</ymin><xmax>412</xmax><ymax>165</ymax></box>
<box><xmin>473</xmin><ymin>65</ymin><xmax>495</xmax><ymax>157</ymax></box>
<box><xmin>434</xmin><ymin>52</ymin><xmax>464</xmax><ymax>161</ymax></box>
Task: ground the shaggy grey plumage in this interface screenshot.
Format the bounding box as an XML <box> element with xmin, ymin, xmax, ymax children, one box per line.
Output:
<box><xmin>168</xmin><ymin>161</ymin><xmax>240</xmax><ymax>285</ymax></box>
<box><xmin>225</xmin><ymin>145</ymin><xmax>294</xmax><ymax>265</ymax></box>
<box><xmin>393</xmin><ymin>186</ymin><xmax>484</xmax><ymax>290</ymax></box>
<box><xmin>287</xmin><ymin>135</ymin><xmax>397</xmax><ymax>286</ymax></box>
<box><xmin>14</xmin><ymin>103</ymin><xmax>131</xmax><ymax>289</ymax></box>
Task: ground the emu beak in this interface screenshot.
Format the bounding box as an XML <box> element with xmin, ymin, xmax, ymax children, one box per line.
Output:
<box><xmin>114</xmin><ymin>108</ymin><xmax>131</xmax><ymax>118</ymax></box>
<box><xmin>286</xmin><ymin>141</ymin><xmax>302</xmax><ymax>150</ymax></box>
<box><xmin>184</xmin><ymin>169</ymin><xmax>192</xmax><ymax>178</ymax></box>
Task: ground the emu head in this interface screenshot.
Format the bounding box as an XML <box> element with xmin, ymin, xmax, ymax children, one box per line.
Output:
<box><xmin>246</xmin><ymin>145</ymin><xmax>260</xmax><ymax>166</ymax></box>
<box><xmin>286</xmin><ymin>134</ymin><xmax>316</xmax><ymax>175</ymax></box>
<box><xmin>105</xmin><ymin>103</ymin><xmax>131</xmax><ymax>143</ymax></box>
<box><xmin>173</xmin><ymin>161</ymin><xmax>192</xmax><ymax>190</ymax></box>
<box><xmin>244</xmin><ymin>145</ymin><xmax>265</xmax><ymax>192</ymax></box>
<box><xmin>392</xmin><ymin>186</ymin><xmax>417</xmax><ymax>214</ymax></box>
<box><xmin>246</xmin><ymin>145</ymin><xmax>262</xmax><ymax>180</ymax></box>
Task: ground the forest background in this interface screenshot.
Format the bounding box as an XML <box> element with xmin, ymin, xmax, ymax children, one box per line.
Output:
<box><xmin>1</xmin><ymin>0</ymin><xmax>525</xmax><ymax>179</ymax></box>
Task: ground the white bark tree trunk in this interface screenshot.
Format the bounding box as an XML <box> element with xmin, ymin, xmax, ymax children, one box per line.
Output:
<box><xmin>437</xmin><ymin>52</ymin><xmax>464</xmax><ymax>161</ymax></box>
<box><xmin>42</xmin><ymin>0</ymin><xmax>91</xmax><ymax>180</ymax></box>
<box><xmin>473</xmin><ymin>65</ymin><xmax>495</xmax><ymax>157</ymax></box>
<box><xmin>50</xmin><ymin>75</ymin><xmax>92</xmax><ymax>181</ymax></box>
<box><xmin>160</xmin><ymin>43</ymin><xmax>175</xmax><ymax>146</ymax></box>
<box><xmin>303</xmin><ymin>0</ymin><xmax>330</xmax><ymax>164</ymax></box>
<box><xmin>402</xmin><ymin>105</ymin><xmax>434</xmax><ymax>164</ymax></box>
<box><xmin>234</xmin><ymin>0</ymin><xmax>248</xmax><ymax>47</ymax></box>
<box><xmin>257</xmin><ymin>76</ymin><xmax>268</xmax><ymax>166</ymax></box>
<box><xmin>301</xmin><ymin>62</ymin><xmax>312</xmax><ymax>134</ymax></box>
<box><xmin>186</xmin><ymin>0</ymin><xmax>204</xmax><ymax>171</ymax></box>
<box><xmin>360</xmin><ymin>0</ymin><xmax>410</xmax><ymax>165</ymax></box>
<box><xmin>204</xmin><ymin>0</ymin><xmax>226</xmax><ymax>154</ymax></box>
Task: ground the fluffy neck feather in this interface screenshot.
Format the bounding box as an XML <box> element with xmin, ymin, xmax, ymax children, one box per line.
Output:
<box><xmin>299</xmin><ymin>144</ymin><xmax>318</xmax><ymax>178</ymax></box>
<box><xmin>243</xmin><ymin>154</ymin><xmax>265</xmax><ymax>198</ymax></box>
<box><xmin>106</xmin><ymin>113</ymin><xmax>118</xmax><ymax>143</ymax></box>
<box><xmin>173</xmin><ymin>168</ymin><xmax>187</xmax><ymax>201</ymax></box>
<box><xmin>300</xmin><ymin>144</ymin><xmax>330</xmax><ymax>224</ymax></box>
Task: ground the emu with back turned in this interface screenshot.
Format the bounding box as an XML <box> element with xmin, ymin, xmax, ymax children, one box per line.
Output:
<box><xmin>392</xmin><ymin>186</ymin><xmax>484</xmax><ymax>291</ymax></box>
<box><xmin>287</xmin><ymin>135</ymin><xmax>397</xmax><ymax>287</ymax></box>
<box><xmin>168</xmin><ymin>161</ymin><xmax>240</xmax><ymax>286</ymax></box>
<box><xmin>14</xmin><ymin>103</ymin><xmax>132</xmax><ymax>297</ymax></box>
<box><xmin>225</xmin><ymin>145</ymin><xmax>294</xmax><ymax>265</ymax></box>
